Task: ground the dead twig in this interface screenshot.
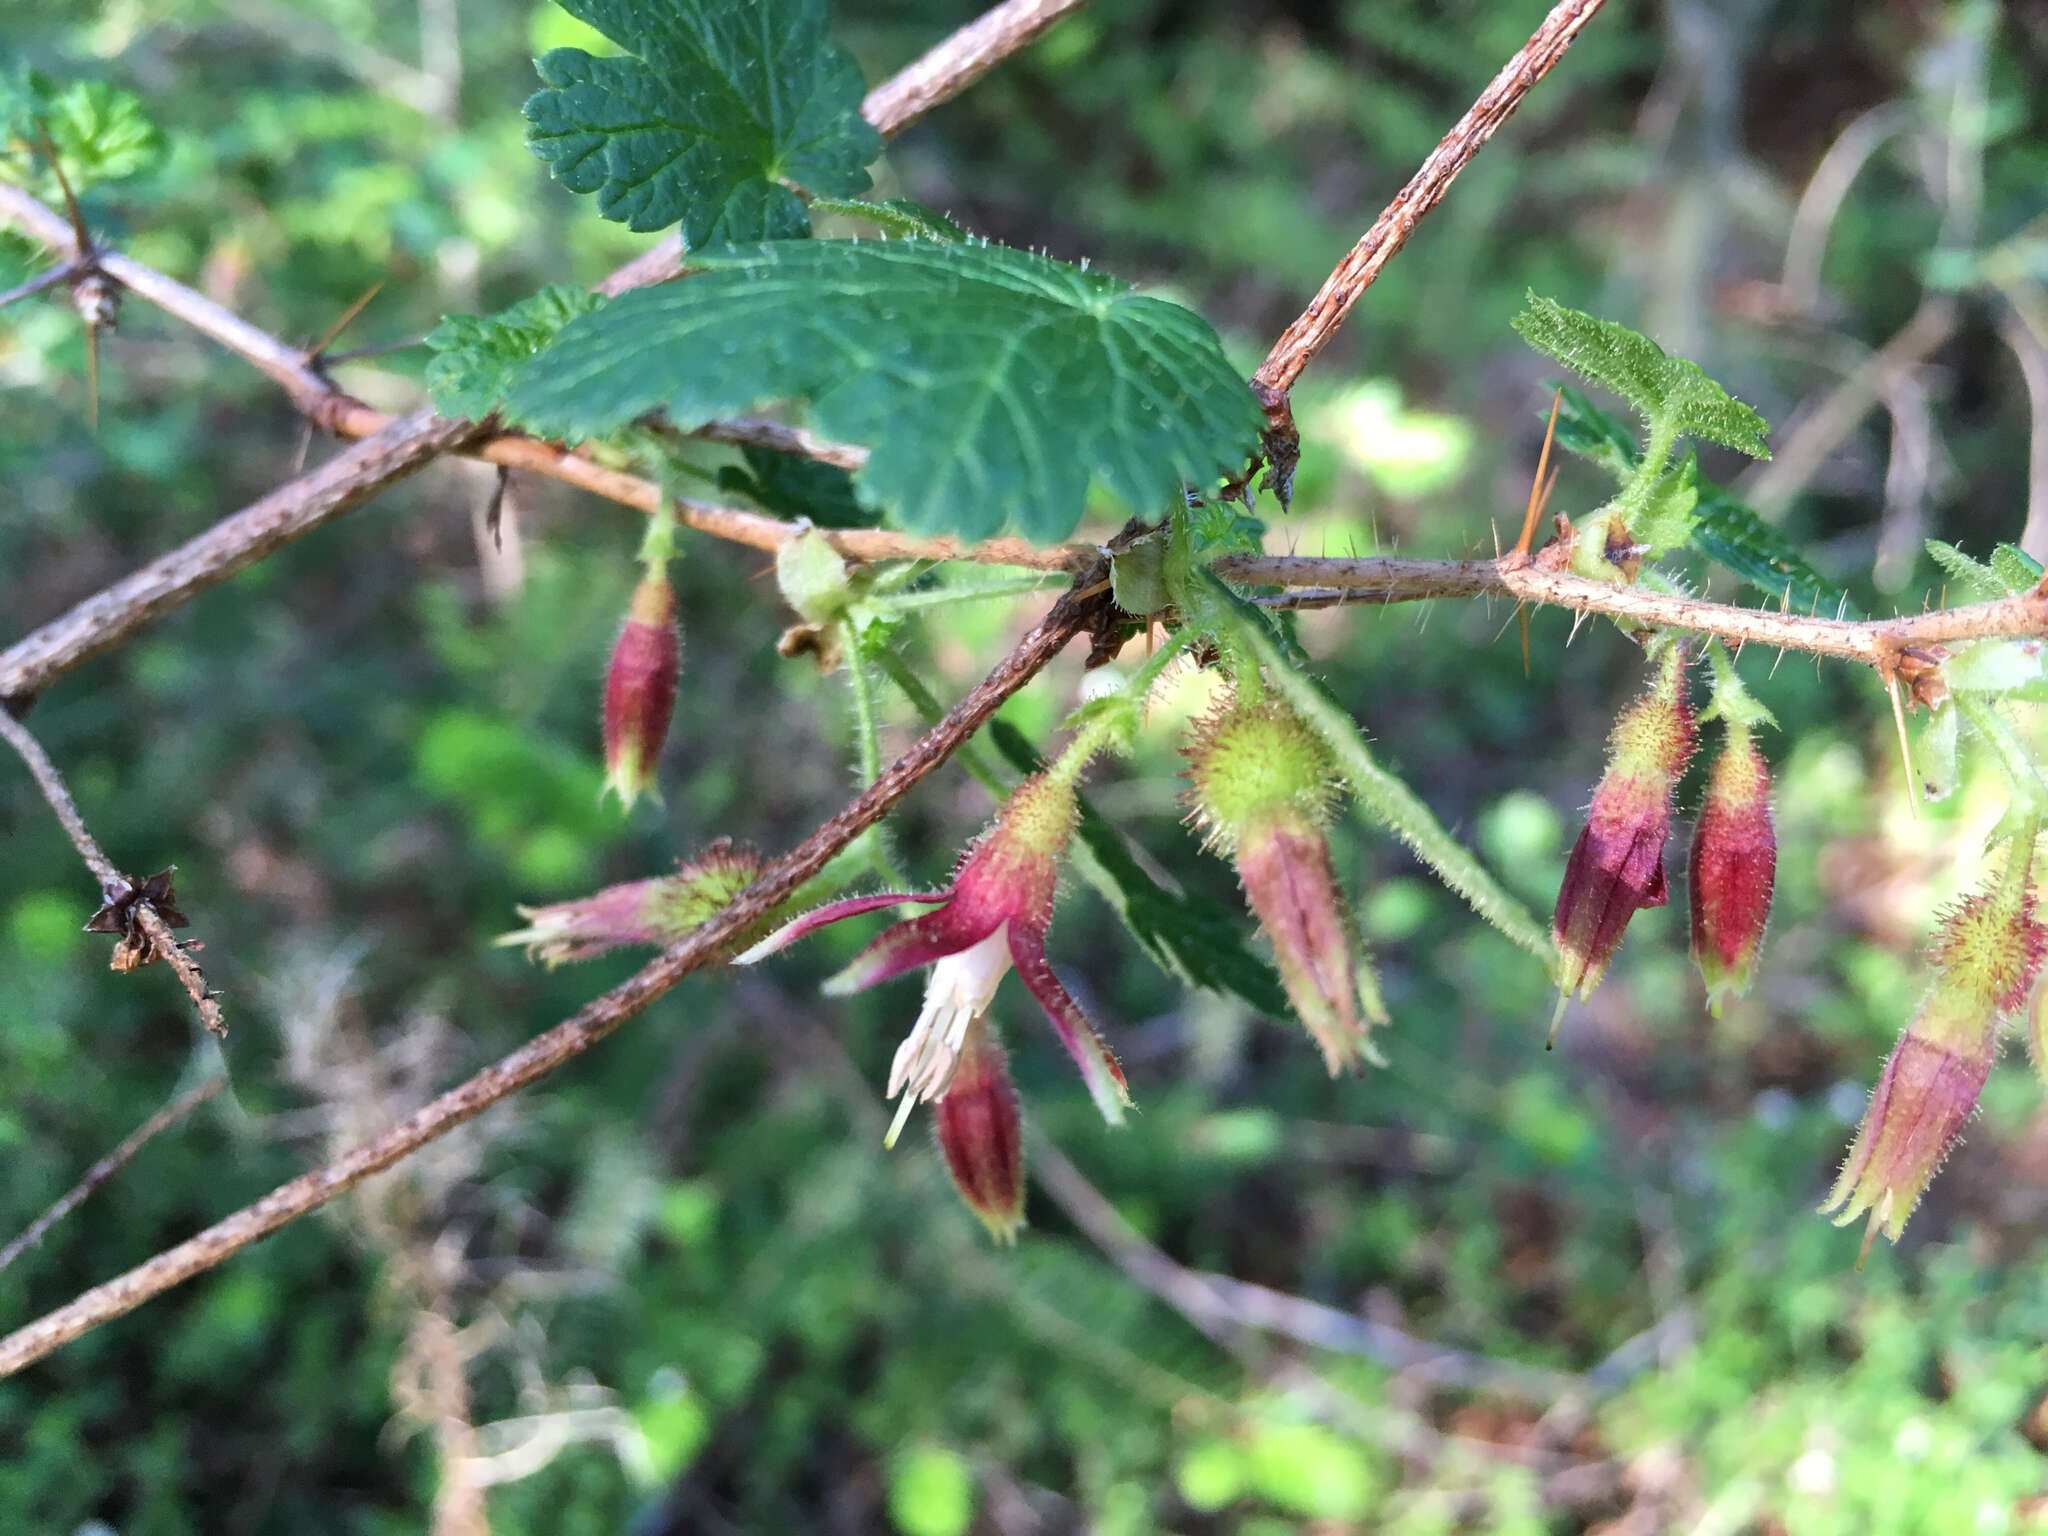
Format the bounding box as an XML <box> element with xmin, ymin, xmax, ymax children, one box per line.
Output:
<box><xmin>0</xmin><ymin>707</ymin><xmax>227</xmax><ymax>1033</ymax></box>
<box><xmin>0</xmin><ymin>1076</ymin><xmax>227</xmax><ymax>1276</ymax></box>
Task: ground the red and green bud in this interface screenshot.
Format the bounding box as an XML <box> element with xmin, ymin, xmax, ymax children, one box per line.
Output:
<box><xmin>933</xmin><ymin>1017</ymin><xmax>1026</xmax><ymax>1243</ymax></box>
<box><xmin>1552</xmin><ymin>646</ymin><xmax>1696</xmax><ymax>1026</ymax></box>
<box><xmin>1185</xmin><ymin>697</ymin><xmax>1385</xmax><ymax>1072</ymax></box>
<box><xmin>1688</xmin><ymin>726</ymin><xmax>1776</xmax><ymax>1012</ymax></box>
<box><xmin>1824</xmin><ymin>830</ymin><xmax>2046</xmax><ymax>1253</ymax></box>
<box><xmin>603</xmin><ymin>569</ymin><xmax>681</xmax><ymax>809</ymax></box>
<box><xmin>497</xmin><ymin>841</ymin><xmax>763</xmax><ymax>966</ymax></box>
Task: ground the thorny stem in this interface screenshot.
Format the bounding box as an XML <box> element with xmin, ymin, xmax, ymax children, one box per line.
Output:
<box><xmin>0</xmin><ymin>575</ymin><xmax>1109</xmax><ymax>1379</ymax></box>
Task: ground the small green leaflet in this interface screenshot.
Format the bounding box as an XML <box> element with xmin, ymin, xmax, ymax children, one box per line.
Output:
<box><xmin>989</xmin><ymin>722</ymin><xmax>1292</xmax><ymax>1018</ymax></box>
<box><xmin>1547</xmin><ymin>386</ymin><xmax>1847</xmax><ymax>615</ymax></box>
<box><xmin>524</xmin><ymin>0</ymin><xmax>880</xmax><ymax>244</ymax></box>
<box><xmin>1</xmin><ymin>71</ymin><xmax>164</xmax><ymax>192</ymax></box>
<box><xmin>1924</xmin><ymin>539</ymin><xmax>2042</xmax><ymax>601</ymax></box>
<box><xmin>425</xmin><ymin>285</ymin><xmax>605</xmax><ymax>421</ymax></box>
<box><xmin>502</xmin><ymin>239</ymin><xmax>1265</xmax><ymax>544</ymax></box>
<box><xmin>1515</xmin><ymin>294</ymin><xmax>1770</xmax><ymax>458</ymax></box>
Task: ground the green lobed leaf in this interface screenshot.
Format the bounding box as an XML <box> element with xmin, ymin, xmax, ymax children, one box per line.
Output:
<box><xmin>1514</xmin><ymin>293</ymin><xmax>1771</xmax><ymax>458</ymax></box>
<box><xmin>503</xmin><ymin>239</ymin><xmax>1265</xmax><ymax>544</ymax></box>
<box><xmin>424</xmin><ymin>284</ymin><xmax>605</xmax><ymax>421</ymax></box>
<box><xmin>1549</xmin><ymin>387</ymin><xmax>1845</xmax><ymax>614</ymax></box>
<box><xmin>2</xmin><ymin>72</ymin><xmax>164</xmax><ymax>192</ymax></box>
<box><xmin>1924</xmin><ymin>539</ymin><xmax>2007</xmax><ymax>601</ymax></box>
<box><xmin>523</xmin><ymin>0</ymin><xmax>879</xmax><ymax>243</ymax></box>
<box><xmin>990</xmin><ymin>722</ymin><xmax>1292</xmax><ymax>1018</ymax></box>
<box><xmin>1990</xmin><ymin>542</ymin><xmax>2045</xmax><ymax>593</ymax></box>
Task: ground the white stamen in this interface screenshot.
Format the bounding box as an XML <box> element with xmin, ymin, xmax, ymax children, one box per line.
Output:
<box><xmin>881</xmin><ymin>924</ymin><xmax>1012</xmax><ymax>1148</ymax></box>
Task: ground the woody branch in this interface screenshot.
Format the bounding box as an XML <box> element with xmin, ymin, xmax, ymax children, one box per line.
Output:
<box><xmin>0</xmin><ymin>573</ymin><xmax>1109</xmax><ymax>1379</ymax></box>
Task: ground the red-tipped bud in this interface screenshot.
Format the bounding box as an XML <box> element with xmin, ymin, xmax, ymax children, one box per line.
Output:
<box><xmin>1824</xmin><ymin>836</ymin><xmax>2045</xmax><ymax>1251</ymax></box>
<box><xmin>603</xmin><ymin>570</ymin><xmax>680</xmax><ymax>809</ymax></box>
<box><xmin>1185</xmin><ymin>698</ymin><xmax>1384</xmax><ymax>1071</ymax></box>
<box><xmin>933</xmin><ymin>1018</ymin><xmax>1026</xmax><ymax>1242</ymax></box>
<box><xmin>497</xmin><ymin>841</ymin><xmax>763</xmax><ymax>966</ymax></box>
<box><xmin>1688</xmin><ymin>730</ymin><xmax>1776</xmax><ymax>1012</ymax></box>
<box><xmin>1552</xmin><ymin>648</ymin><xmax>1696</xmax><ymax>1016</ymax></box>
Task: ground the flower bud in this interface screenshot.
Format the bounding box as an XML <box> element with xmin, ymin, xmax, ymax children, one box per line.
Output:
<box><xmin>1688</xmin><ymin>728</ymin><xmax>1776</xmax><ymax>1013</ymax></box>
<box><xmin>603</xmin><ymin>569</ymin><xmax>680</xmax><ymax>809</ymax></box>
<box><xmin>1552</xmin><ymin>647</ymin><xmax>1695</xmax><ymax>1020</ymax></box>
<box><xmin>1824</xmin><ymin>834</ymin><xmax>2045</xmax><ymax>1252</ymax></box>
<box><xmin>497</xmin><ymin>841</ymin><xmax>763</xmax><ymax>966</ymax></box>
<box><xmin>933</xmin><ymin>1018</ymin><xmax>1026</xmax><ymax>1242</ymax></box>
<box><xmin>1185</xmin><ymin>698</ymin><xmax>1385</xmax><ymax>1071</ymax></box>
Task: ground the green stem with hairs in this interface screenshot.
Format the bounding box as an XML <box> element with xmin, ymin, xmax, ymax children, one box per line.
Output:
<box><xmin>1206</xmin><ymin>573</ymin><xmax>1554</xmax><ymax>966</ymax></box>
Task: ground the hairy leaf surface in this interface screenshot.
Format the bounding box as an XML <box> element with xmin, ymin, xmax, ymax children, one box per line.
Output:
<box><xmin>524</xmin><ymin>0</ymin><xmax>879</xmax><ymax>243</ymax></box>
<box><xmin>1515</xmin><ymin>294</ymin><xmax>1770</xmax><ymax>458</ymax></box>
<box><xmin>504</xmin><ymin>239</ymin><xmax>1264</xmax><ymax>543</ymax></box>
<box><xmin>425</xmin><ymin>285</ymin><xmax>605</xmax><ymax>421</ymax></box>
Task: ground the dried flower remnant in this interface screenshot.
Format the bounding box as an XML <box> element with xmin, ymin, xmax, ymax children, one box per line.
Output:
<box><xmin>498</xmin><ymin>842</ymin><xmax>764</xmax><ymax>966</ymax></box>
<box><xmin>1184</xmin><ymin>696</ymin><xmax>1385</xmax><ymax>1070</ymax></box>
<box><xmin>1823</xmin><ymin>826</ymin><xmax>2046</xmax><ymax>1255</ymax></box>
<box><xmin>602</xmin><ymin>568</ymin><xmax>680</xmax><ymax>809</ymax></box>
<box><xmin>740</xmin><ymin>770</ymin><xmax>1130</xmax><ymax>1143</ymax></box>
<box><xmin>1688</xmin><ymin>726</ymin><xmax>1776</xmax><ymax>1013</ymax></box>
<box><xmin>933</xmin><ymin>1017</ymin><xmax>1026</xmax><ymax>1242</ymax></box>
<box><xmin>1551</xmin><ymin>644</ymin><xmax>1696</xmax><ymax>1035</ymax></box>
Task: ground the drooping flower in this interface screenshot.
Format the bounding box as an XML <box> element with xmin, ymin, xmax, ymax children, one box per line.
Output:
<box><xmin>1184</xmin><ymin>696</ymin><xmax>1386</xmax><ymax>1071</ymax></box>
<box><xmin>496</xmin><ymin>841</ymin><xmax>763</xmax><ymax>966</ymax></box>
<box><xmin>933</xmin><ymin>1017</ymin><xmax>1026</xmax><ymax>1242</ymax></box>
<box><xmin>1552</xmin><ymin>645</ymin><xmax>1696</xmax><ymax>1028</ymax></box>
<box><xmin>603</xmin><ymin>568</ymin><xmax>680</xmax><ymax>809</ymax></box>
<box><xmin>738</xmin><ymin>771</ymin><xmax>1130</xmax><ymax>1138</ymax></box>
<box><xmin>1823</xmin><ymin>828</ymin><xmax>2046</xmax><ymax>1253</ymax></box>
<box><xmin>1688</xmin><ymin>726</ymin><xmax>1776</xmax><ymax>1013</ymax></box>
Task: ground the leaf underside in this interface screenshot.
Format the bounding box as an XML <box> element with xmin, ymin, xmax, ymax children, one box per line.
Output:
<box><xmin>503</xmin><ymin>239</ymin><xmax>1265</xmax><ymax>544</ymax></box>
<box><xmin>524</xmin><ymin>0</ymin><xmax>879</xmax><ymax>245</ymax></box>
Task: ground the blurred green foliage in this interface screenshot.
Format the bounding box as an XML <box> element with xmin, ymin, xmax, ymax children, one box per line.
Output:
<box><xmin>6</xmin><ymin>1</ymin><xmax>2048</xmax><ymax>1533</ymax></box>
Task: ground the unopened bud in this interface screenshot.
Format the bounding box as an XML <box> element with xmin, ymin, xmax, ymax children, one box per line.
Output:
<box><xmin>1186</xmin><ymin>698</ymin><xmax>1384</xmax><ymax>1070</ymax></box>
<box><xmin>603</xmin><ymin>570</ymin><xmax>680</xmax><ymax>809</ymax></box>
<box><xmin>1552</xmin><ymin>647</ymin><xmax>1695</xmax><ymax>1020</ymax></box>
<box><xmin>1688</xmin><ymin>729</ymin><xmax>1776</xmax><ymax>1013</ymax></box>
<box><xmin>933</xmin><ymin>1018</ymin><xmax>1026</xmax><ymax>1242</ymax></box>
<box><xmin>497</xmin><ymin>841</ymin><xmax>763</xmax><ymax>965</ymax></box>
